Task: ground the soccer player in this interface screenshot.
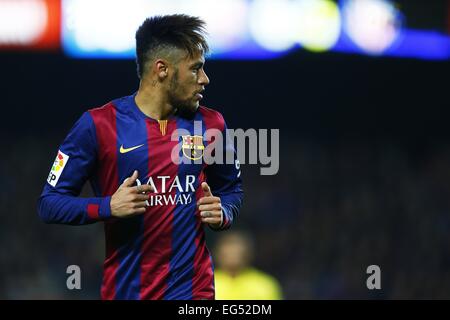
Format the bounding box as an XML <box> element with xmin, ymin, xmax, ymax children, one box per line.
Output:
<box><xmin>214</xmin><ymin>231</ymin><xmax>282</xmax><ymax>300</ymax></box>
<box><xmin>37</xmin><ymin>14</ymin><xmax>243</xmax><ymax>300</ymax></box>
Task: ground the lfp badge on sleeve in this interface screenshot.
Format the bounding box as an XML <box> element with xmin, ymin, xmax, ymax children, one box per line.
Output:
<box><xmin>47</xmin><ymin>150</ymin><xmax>69</xmax><ymax>187</ymax></box>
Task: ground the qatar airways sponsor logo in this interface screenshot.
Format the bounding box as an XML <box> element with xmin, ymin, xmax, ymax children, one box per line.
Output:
<box><xmin>170</xmin><ymin>121</ymin><xmax>279</xmax><ymax>175</ymax></box>
<box><xmin>135</xmin><ymin>175</ymin><xmax>196</xmax><ymax>206</ymax></box>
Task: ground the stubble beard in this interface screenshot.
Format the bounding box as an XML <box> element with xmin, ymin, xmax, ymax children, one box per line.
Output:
<box><xmin>168</xmin><ymin>69</ymin><xmax>198</xmax><ymax>117</ymax></box>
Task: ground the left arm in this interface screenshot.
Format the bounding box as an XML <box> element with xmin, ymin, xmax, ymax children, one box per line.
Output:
<box><xmin>198</xmin><ymin>120</ymin><xmax>243</xmax><ymax>230</ymax></box>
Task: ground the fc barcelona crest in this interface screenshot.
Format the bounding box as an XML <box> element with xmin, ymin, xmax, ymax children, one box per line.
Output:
<box><xmin>181</xmin><ymin>135</ymin><xmax>204</xmax><ymax>160</ymax></box>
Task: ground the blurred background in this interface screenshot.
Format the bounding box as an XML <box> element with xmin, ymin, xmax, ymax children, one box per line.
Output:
<box><xmin>0</xmin><ymin>0</ymin><xmax>449</xmax><ymax>299</ymax></box>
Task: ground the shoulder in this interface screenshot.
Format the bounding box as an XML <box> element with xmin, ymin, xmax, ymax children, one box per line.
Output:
<box><xmin>85</xmin><ymin>100</ymin><xmax>123</xmax><ymax>131</ymax></box>
<box><xmin>213</xmin><ymin>269</ymin><xmax>229</xmax><ymax>281</ymax></box>
<box><xmin>87</xmin><ymin>94</ymin><xmax>137</xmax><ymax>124</ymax></box>
<box><xmin>198</xmin><ymin>105</ymin><xmax>226</xmax><ymax>131</ymax></box>
<box><xmin>87</xmin><ymin>100</ymin><xmax>117</xmax><ymax>119</ymax></box>
<box><xmin>245</xmin><ymin>268</ymin><xmax>279</xmax><ymax>285</ymax></box>
<box><xmin>243</xmin><ymin>268</ymin><xmax>283</xmax><ymax>298</ymax></box>
<box><xmin>65</xmin><ymin>100</ymin><xmax>119</xmax><ymax>147</ymax></box>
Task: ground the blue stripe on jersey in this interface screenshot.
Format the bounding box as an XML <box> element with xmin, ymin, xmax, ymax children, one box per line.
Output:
<box><xmin>164</xmin><ymin>111</ymin><xmax>206</xmax><ymax>300</ymax></box>
<box><xmin>113</xmin><ymin>101</ymin><xmax>146</xmax><ymax>299</ymax></box>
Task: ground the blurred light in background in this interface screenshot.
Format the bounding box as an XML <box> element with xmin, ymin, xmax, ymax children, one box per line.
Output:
<box><xmin>0</xmin><ymin>0</ymin><xmax>448</xmax><ymax>60</ymax></box>
<box><xmin>0</xmin><ymin>0</ymin><xmax>47</xmax><ymax>45</ymax></box>
<box><xmin>62</xmin><ymin>0</ymin><xmax>148</xmax><ymax>57</ymax></box>
<box><xmin>248</xmin><ymin>0</ymin><xmax>341</xmax><ymax>53</ymax></box>
<box><xmin>249</xmin><ymin>0</ymin><xmax>297</xmax><ymax>52</ymax></box>
<box><xmin>60</xmin><ymin>0</ymin><xmax>449</xmax><ymax>60</ymax></box>
<box><xmin>179</xmin><ymin>0</ymin><xmax>250</xmax><ymax>54</ymax></box>
<box><xmin>0</xmin><ymin>0</ymin><xmax>60</xmax><ymax>49</ymax></box>
<box><xmin>62</xmin><ymin>0</ymin><xmax>253</xmax><ymax>58</ymax></box>
<box><xmin>335</xmin><ymin>0</ymin><xmax>450</xmax><ymax>60</ymax></box>
<box><xmin>342</xmin><ymin>0</ymin><xmax>402</xmax><ymax>54</ymax></box>
<box><xmin>293</xmin><ymin>0</ymin><xmax>341</xmax><ymax>52</ymax></box>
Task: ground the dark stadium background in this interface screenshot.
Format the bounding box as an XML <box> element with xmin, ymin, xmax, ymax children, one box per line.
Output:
<box><xmin>1</xmin><ymin>3</ymin><xmax>449</xmax><ymax>299</ymax></box>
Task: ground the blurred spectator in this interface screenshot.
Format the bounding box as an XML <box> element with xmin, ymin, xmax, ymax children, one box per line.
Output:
<box><xmin>213</xmin><ymin>231</ymin><xmax>283</xmax><ymax>300</ymax></box>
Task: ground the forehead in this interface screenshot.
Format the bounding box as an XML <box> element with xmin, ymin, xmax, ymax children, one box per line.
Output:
<box><xmin>181</xmin><ymin>51</ymin><xmax>205</xmax><ymax>66</ymax></box>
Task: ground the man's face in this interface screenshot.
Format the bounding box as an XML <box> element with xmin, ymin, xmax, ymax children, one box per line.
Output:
<box><xmin>167</xmin><ymin>52</ymin><xmax>210</xmax><ymax>114</ymax></box>
<box><xmin>216</xmin><ymin>237</ymin><xmax>251</xmax><ymax>273</ymax></box>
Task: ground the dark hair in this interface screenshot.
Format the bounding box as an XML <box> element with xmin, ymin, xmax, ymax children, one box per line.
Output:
<box><xmin>135</xmin><ymin>14</ymin><xmax>209</xmax><ymax>79</ymax></box>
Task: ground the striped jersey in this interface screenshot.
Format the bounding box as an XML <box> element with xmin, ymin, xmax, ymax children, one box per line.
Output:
<box><xmin>38</xmin><ymin>93</ymin><xmax>243</xmax><ymax>300</ymax></box>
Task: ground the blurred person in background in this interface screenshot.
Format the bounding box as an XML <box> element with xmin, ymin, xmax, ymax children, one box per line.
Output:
<box><xmin>36</xmin><ymin>14</ymin><xmax>243</xmax><ymax>300</ymax></box>
<box><xmin>214</xmin><ymin>231</ymin><xmax>282</xmax><ymax>300</ymax></box>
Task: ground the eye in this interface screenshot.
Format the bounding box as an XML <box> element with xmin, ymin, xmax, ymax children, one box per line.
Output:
<box><xmin>192</xmin><ymin>64</ymin><xmax>204</xmax><ymax>74</ymax></box>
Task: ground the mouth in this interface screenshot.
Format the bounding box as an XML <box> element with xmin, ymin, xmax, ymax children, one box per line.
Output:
<box><xmin>194</xmin><ymin>90</ymin><xmax>204</xmax><ymax>100</ymax></box>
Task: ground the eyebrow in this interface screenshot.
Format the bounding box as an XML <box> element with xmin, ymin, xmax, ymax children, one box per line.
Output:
<box><xmin>190</xmin><ymin>61</ymin><xmax>205</xmax><ymax>69</ymax></box>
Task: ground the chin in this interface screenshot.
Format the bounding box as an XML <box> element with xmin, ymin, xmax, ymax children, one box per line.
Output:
<box><xmin>176</xmin><ymin>103</ymin><xmax>198</xmax><ymax>119</ymax></box>
<box><xmin>188</xmin><ymin>101</ymin><xmax>200</xmax><ymax>112</ymax></box>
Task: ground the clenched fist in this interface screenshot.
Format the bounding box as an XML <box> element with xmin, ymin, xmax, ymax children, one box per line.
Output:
<box><xmin>110</xmin><ymin>170</ymin><xmax>153</xmax><ymax>218</ymax></box>
<box><xmin>197</xmin><ymin>182</ymin><xmax>223</xmax><ymax>229</ymax></box>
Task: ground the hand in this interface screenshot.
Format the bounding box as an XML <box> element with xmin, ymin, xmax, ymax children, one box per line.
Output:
<box><xmin>197</xmin><ymin>182</ymin><xmax>223</xmax><ymax>228</ymax></box>
<box><xmin>110</xmin><ymin>170</ymin><xmax>153</xmax><ymax>218</ymax></box>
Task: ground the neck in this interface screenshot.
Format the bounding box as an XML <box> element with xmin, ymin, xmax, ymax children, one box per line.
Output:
<box><xmin>226</xmin><ymin>266</ymin><xmax>246</xmax><ymax>278</ymax></box>
<box><xmin>135</xmin><ymin>81</ymin><xmax>175</xmax><ymax>120</ymax></box>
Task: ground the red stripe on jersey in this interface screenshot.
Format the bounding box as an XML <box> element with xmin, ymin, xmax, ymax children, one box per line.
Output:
<box><xmin>199</xmin><ymin>105</ymin><xmax>231</xmax><ymax>229</ymax></box>
<box><xmin>198</xmin><ymin>106</ymin><xmax>225</xmax><ymax>132</ymax></box>
<box><xmin>139</xmin><ymin>119</ymin><xmax>179</xmax><ymax>299</ymax></box>
<box><xmin>191</xmin><ymin>106</ymin><xmax>226</xmax><ymax>299</ymax></box>
<box><xmin>87</xmin><ymin>204</ymin><xmax>99</xmax><ymax>220</ymax></box>
<box><xmin>89</xmin><ymin>102</ymin><xmax>120</xmax><ymax>300</ymax></box>
<box><xmin>192</xmin><ymin>170</ymin><xmax>215</xmax><ymax>299</ymax></box>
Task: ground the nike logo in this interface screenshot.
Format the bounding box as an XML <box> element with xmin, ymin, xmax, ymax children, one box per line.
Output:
<box><xmin>119</xmin><ymin>144</ymin><xmax>144</xmax><ymax>154</ymax></box>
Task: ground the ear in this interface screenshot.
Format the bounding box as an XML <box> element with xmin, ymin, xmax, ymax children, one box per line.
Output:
<box><xmin>155</xmin><ymin>59</ymin><xmax>168</xmax><ymax>79</ymax></box>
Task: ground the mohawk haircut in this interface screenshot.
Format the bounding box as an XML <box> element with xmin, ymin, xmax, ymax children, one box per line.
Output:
<box><xmin>135</xmin><ymin>14</ymin><xmax>209</xmax><ymax>79</ymax></box>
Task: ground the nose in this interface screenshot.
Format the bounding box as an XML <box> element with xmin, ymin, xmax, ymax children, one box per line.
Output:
<box><xmin>198</xmin><ymin>68</ymin><xmax>210</xmax><ymax>86</ymax></box>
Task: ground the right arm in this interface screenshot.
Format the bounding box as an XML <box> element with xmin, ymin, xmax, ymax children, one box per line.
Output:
<box><xmin>37</xmin><ymin>112</ymin><xmax>151</xmax><ymax>225</ymax></box>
